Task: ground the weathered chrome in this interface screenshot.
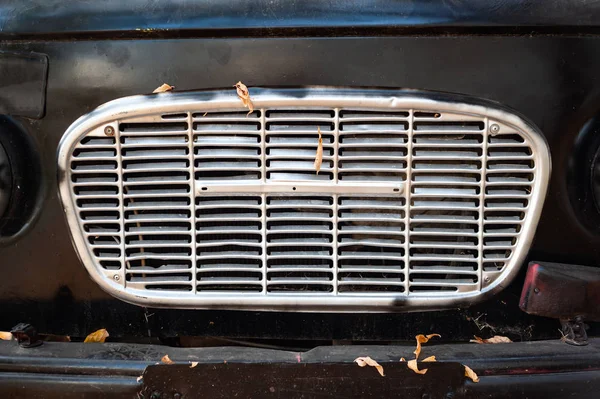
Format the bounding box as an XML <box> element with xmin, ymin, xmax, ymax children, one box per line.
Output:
<box><xmin>57</xmin><ymin>88</ymin><xmax>550</xmax><ymax>311</ymax></box>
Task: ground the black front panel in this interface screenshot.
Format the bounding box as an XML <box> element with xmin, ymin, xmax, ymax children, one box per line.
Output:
<box><xmin>1</xmin><ymin>33</ymin><xmax>599</xmax><ymax>339</ymax></box>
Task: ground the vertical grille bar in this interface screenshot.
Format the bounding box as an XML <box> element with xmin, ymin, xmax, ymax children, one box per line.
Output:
<box><xmin>333</xmin><ymin>109</ymin><xmax>340</xmax><ymax>293</ymax></box>
<box><xmin>404</xmin><ymin>109</ymin><xmax>414</xmax><ymax>294</ymax></box>
<box><xmin>116</xmin><ymin>124</ymin><xmax>126</xmax><ymax>286</ymax></box>
<box><xmin>260</xmin><ymin>109</ymin><xmax>267</xmax><ymax>293</ymax></box>
<box><xmin>187</xmin><ymin>112</ymin><xmax>197</xmax><ymax>293</ymax></box>
<box><xmin>477</xmin><ymin>118</ymin><xmax>489</xmax><ymax>291</ymax></box>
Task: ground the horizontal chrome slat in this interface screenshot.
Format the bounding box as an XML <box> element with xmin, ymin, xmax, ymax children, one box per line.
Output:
<box><xmin>408</xmin><ymin>268</ymin><xmax>477</xmax><ymax>275</ymax></box>
<box><xmin>266</xmin><ymin>280</ymin><xmax>333</xmax><ymax>285</ymax></box>
<box><xmin>337</xmin><ymin>280</ymin><xmax>404</xmax><ymax>286</ymax></box>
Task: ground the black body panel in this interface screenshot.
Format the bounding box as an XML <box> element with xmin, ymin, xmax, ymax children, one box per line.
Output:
<box><xmin>2</xmin><ymin>0</ymin><xmax>600</xmax><ymax>38</ymax></box>
<box><xmin>0</xmin><ymin>1</ymin><xmax>600</xmax><ymax>341</ymax></box>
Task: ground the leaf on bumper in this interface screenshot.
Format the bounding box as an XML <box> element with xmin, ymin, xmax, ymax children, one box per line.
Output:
<box><xmin>470</xmin><ymin>335</ymin><xmax>512</xmax><ymax>344</ymax></box>
<box><xmin>414</xmin><ymin>333</ymin><xmax>440</xmax><ymax>359</ymax></box>
<box><xmin>464</xmin><ymin>365</ymin><xmax>479</xmax><ymax>382</ymax></box>
<box><xmin>84</xmin><ymin>329</ymin><xmax>109</xmax><ymax>343</ymax></box>
<box><xmin>407</xmin><ymin>359</ymin><xmax>428</xmax><ymax>375</ymax></box>
<box><xmin>0</xmin><ymin>332</ymin><xmax>12</xmax><ymax>340</ymax></box>
<box><xmin>354</xmin><ymin>356</ymin><xmax>384</xmax><ymax>377</ymax></box>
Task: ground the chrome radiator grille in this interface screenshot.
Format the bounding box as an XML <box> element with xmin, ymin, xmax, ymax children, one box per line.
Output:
<box><xmin>59</xmin><ymin>89</ymin><xmax>550</xmax><ymax>311</ymax></box>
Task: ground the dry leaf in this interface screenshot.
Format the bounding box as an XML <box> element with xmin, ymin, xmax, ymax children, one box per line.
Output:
<box><xmin>414</xmin><ymin>333</ymin><xmax>441</xmax><ymax>359</ymax></box>
<box><xmin>234</xmin><ymin>81</ymin><xmax>254</xmax><ymax>116</ymax></box>
<box><xmin>84</xmin><ymin>329</ymin><xmax>109</xmax><ymax>343</ymax></box>
<box><xmin>202</xmin><ymin>112</ymin><xmax>208</xmax><ymax>117</ymax></box>
<box><xmin>161</xmin><ymin>354</ymin><xmax>174</xmax><ymax>364</ymax></box>
<box><xmin>422</xmin><ymin>356</ymin><xmax>436</xmax><ymax>362</ymax></box>
<box><xmin>153</xmin><ymin>83</ymin><xmax>174</xmax><ymax>93</ymax></box>
<box><xmin>464</xmin><ymin>365</ymin><xmax>479</xmax><ymax>382</ymax></box>
<box><xmin>190</xmin><ymin>361</ymin><xmax>198</xmax><ymax>368</ymax></box>
<box><xmin>314</xmin><ymin>126</ymin><xmax>323</xmax><ymax>174</ymax></box>
<box><xmin>354</xmin><ymin>356</ymin><xmax>384</xmax><ymax>377</ymax></box>
<box><xmin>41</xmin><ymin>334</ymin><xmax>71</xmax><ymax>342</ymax></box>
<box><xmin>400</xmin><ymin>357</ymin><xmax>406</xmax><ymax>362</ymax></box>
<box><xmin>136</xmin><ymin>376</ymin><xmax>143</xmax><ymax>383</ymax></box>
<box><xmin>470</xmin><ymin>335</ymin><xmax>512</xmax><ymax>344</ymax></box>
<box><xmin>0</xmin><ymin>331</ymin><xmax>12</xmax><ymax>341</ymax></box>
<box><xmin>407</xmin><ymin>359</ymin><xmax>428</xmax><ymax>375</ymax></box>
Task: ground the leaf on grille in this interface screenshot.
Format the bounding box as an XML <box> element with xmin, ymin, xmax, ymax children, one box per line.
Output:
<box><xmin>414</xmin><ymin>333</ymin><xmax>440</xmax><ymax>359</ymax></box>
<box><xmin>234</xmin><ymin>81</ymin><xmax>254</xmax><ymax>116</ymax></box>
<box><xmin>470</xmin><ymin>335</ymin><xmax>512</xmax><ymax>344</ymax></box>
<box><xmin>190</xmin><ymin>361</ymin><xmax>198</xmax><ymax>368</ymax></box>
<box><xmin>422</xmin><ymin>355</ymin><xmax>436</xmax><ymax>362</ymax></box>
<box><xmin>314</xmin><ymin>126</ymin><xmax>323</xmax><ymax>174</ymax></box>
<box><xmin>84</xmin><ymin>328</ymin><xmax>109</xmax><ymax>343</ymax></box>
<box><xmin>153</xmin><ymin>83</ymin><xmax>174</xmax><ymax>93</ymax></box>
<box><xmin>354</xmin><ymin>356</ymin><xmax>385</xmax><ymax>377</ymax></box>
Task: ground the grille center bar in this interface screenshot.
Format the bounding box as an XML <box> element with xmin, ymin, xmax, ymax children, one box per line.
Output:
<box><xmin>195</xmin><ymin>182</ymin><xmax>405</xmax><ymax>195</ymax></box>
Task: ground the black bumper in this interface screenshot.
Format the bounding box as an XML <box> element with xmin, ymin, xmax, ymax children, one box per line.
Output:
<box><xmin>1</xmin><ymin>339</ymin><xmax>599</xmax><ymax>398</ymax></box>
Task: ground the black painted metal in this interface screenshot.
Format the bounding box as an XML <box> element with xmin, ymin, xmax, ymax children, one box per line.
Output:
<box><xmin>0</xmin><ymin>51</ymin><xmax>48</xmax><ymax>118</ymax></box>
<box><xmin>2</xmin><ymin>0</ymin><xmax>600</xmax><ymax>39</ymax></box>
<box><xmin>0</xmin><ymin>340</ymin><xmax>599</xmax><ymax>398</ymax></box>
<box><xmin>0</xmin><ymin>25</ymin><xmax>600</xmax><ymax>339</ymax></box>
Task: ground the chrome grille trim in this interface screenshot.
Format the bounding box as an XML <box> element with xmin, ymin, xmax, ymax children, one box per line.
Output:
<box><xmin>58</xmin><ymin>88</ymin><xmax>550</xmax><ymax>311</ymax></box>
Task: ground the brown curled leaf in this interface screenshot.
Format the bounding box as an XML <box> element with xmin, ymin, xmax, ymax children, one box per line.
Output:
<box><xmin>0</xmin><ymin>332</ymin><xmax>13</xmax><ymax>341</ymax></box>
<box><xmin>470</xmin><ymin>335</ymin><xmax>512</xmax><ymax>344</ymax></box>
<box><xmin>84</xmin><ymin>329</ymin><xmax>109</xmax><ymax>343</ymax></box>
<box><xmin>414</xmin><ymin>333</ymin><xmax>441</xmax><ymax>359</ymax></box>
<box><xmin>464</xmin><ymin>365</ymin><xmax>479</xmax><ymax>382</ymax></box>
<box><xmin>190</xmin><ymin>361</ymin><xmax>198</xmax><ymax>368</ymax></box>
<box><xmin>234</xmin><ymin>81</ymin><xmax>254</xmax><ymax>116</ymax></box>
<box><xmin>41</xmin><ymin>334</ymin><xmax>71</xmax><ymax>342</ymax></box>
<box><xmin>407</xmin><ymin>359</ymin><xmax>428</xmax><ymax>375</ymax></box>
<box><xmin>314</xmin><ymin>127</ymin><xmax>323</xmax><ymax>174</ymax></box>
<box><xmin>422</xmin><ymin>355</ymin><xmax>436</xmax><ymax>362</ymax></box>
<box><xmin>354</xmin><ymin>356</ymin><xmax>384</xmax><ymax>377</ymax></box>
<box><xmin>400</xmin><ymin>357</ymin><xmax>406</xmax><ymax>362</ymax></box>
<box><xmin>161</xmin><ymin>354</ymin><xmax>174</xmax><ymax>364</ymax></box>
<box><xmin>153</xmin><ymin>83</ymin><xmax>174</xmax><ymax>93</ymax></box>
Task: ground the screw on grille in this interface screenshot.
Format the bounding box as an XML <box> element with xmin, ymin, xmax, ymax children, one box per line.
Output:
<box><xmin>104</xmin><ymin>126</ymin><xmax>115</xmax><ymax>136</ymax></box>
<box><xmin>484</xmin><ymin>276</ymin><xmax>491</xmax><ymax>284</ymax></box>
<box><xmin>113</xmin><ymin>274</ymin><xmax>120</xmax><ymax>281</ymax></box>
<box><xmin>489</xmin><ymin>124</ymin><xmax>500</xmax><ymax>135</ymax></box>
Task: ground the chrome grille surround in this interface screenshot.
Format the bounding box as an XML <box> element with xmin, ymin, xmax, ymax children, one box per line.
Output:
<box><xmin>58</xmin><ymin>88</ymin><xmax>551</xmax><ymax>311</ymax></box>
